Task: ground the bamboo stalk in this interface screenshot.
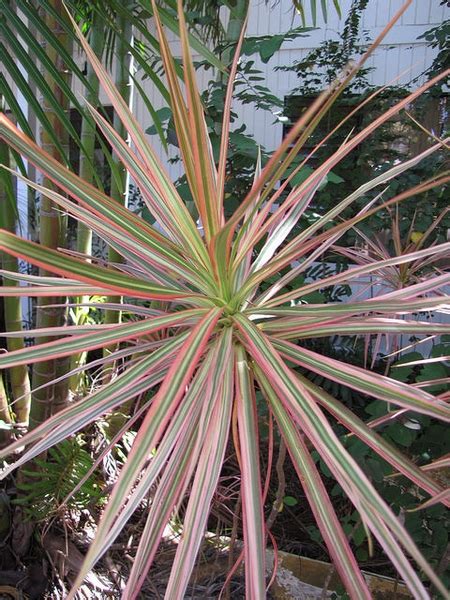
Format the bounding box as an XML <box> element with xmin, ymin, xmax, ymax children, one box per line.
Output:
<box><xmin>69</xmin><ymin>10</ymin><xmax>105</xmax><ymax>395</ymax></box>
<box><xmin>0</xmin><ymin>373</ymin><xmax>13</xmax><ymax>448</ymax></box>
<box><xmin>30</xmin><ymin>1</ymin><xmax>72</xmax><ymax>427</ymax></box>
<box><xmin>103</xmin><ymin>3</ymin><xmax>134</xmax><ymax>360</ymax></box>
<box><xmin>101</xmin><ymin>3</ymin><xmax>135</xmax><ymax>435</ymax></box>
<box><xmin>224</xmin><ymin>0</ymin><xmax>248</xmax><ymax>54</ymax></box>
<box><xmin>0</xmin><ymin>119</ymin><xmax>31</xmax><ymax>426</ymax></box>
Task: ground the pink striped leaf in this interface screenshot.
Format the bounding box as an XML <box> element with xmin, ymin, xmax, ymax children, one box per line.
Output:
<box><xmin>412</xmin><ymin>489</ymin><xmax>450</xmax><ymax>512</ymax></box>
<box><xmin>0</xmin><ymin>116</ymin><xmax>190</xmax><ymax>259</ymax></box>
<box><xmin>66</xmin><ymin>309</ymin><xmax>221</xmax><ymax>596</ymax></box>
<box><xmin>0</xmin><ymin>285</ymin><xmax>114</xmax><ymax>297</ymax></box>
<box><xmin>103</xmin><ymin>327</ymin><xmax>234</xmax><ymax>571</ymax></box>
<box><xmin>256</xmin><ymin>367</ymin><xmax>372</xmax><ymax>598</ymax></box>
<box><xmin>0</xmin><ymin>229</ymin><xmax>202</xmax><ymax>301</ymax></box>
<box><xmin>235</xmin><ymin>344</ymin><xmax>266</xmax><ymax>598</ymax></box>
<box><xmin>249</xmin><ymin>239</ymin><xmax>450</xmax><ymax>309</ymax></box>
<box><xmin>272</xmin><ymin>337</ymin><xmax>450</xmax><ymax>421</ymax></box>
<box><xmin>165</xmin><ymin>330</ymin><xmax>233</xmax><ymax>598</ymax></box>
<box><xmin>0</xmin><ymin>309</ymin><xmax>204</xmax><ymax>368</ymax></box>
<box><xmin>150</xmin><ymin>0</ymin><xmax>219</xmax><ymax>245</ymax></box>
<box><xmin>261</xmin><ymin>317</ymin><xmax>450</xmax><ymax>339</ymax></box>
<box><xmin>237</xmin><ymin>140</ymin><xmax>445</xmax><ymax>269</ymax></box>
<box><xmin>63</xmin><ymin>11</ymin><xmax>208</xmax><ymax>266</ymax></box>
<box><xmin>234</xmin><ymin>314</ymin><xmax>448</xmax><ymax>597</ymax></box>
<box><xmin>247</xmin><ymin>296</ymin><xmax>450</xmax><ymax>318</ymax></box>
<box><xmin>103</xmin><ymin>344</ymin><xmax>218</xmax><ymax>566</ymax></box>
<box><xmin>6</xmin><ymin>168</ymin><xmax>212</xmax><ymax>292</ymax></box>
<box><xmin>175</xmin><ymin>0</ymin><xmax>220</xmax><ymax>241</ymax></box>
<box><xmin>0</xmin><ymin>334</ymin><xmax>186</xmax><ymax>474</ymax></box>
<box><xmin>103</xmin><ymin>339</ymin><xmax>224</xmax><ymax>591</ymax></box>
<box><xmin>295</xmin><ymin>372</ymin><xmax>449</xmax><ymax>506</ymax></box>
<box><xmin>122</xmin><ymin>414</ymin><xmax>202</xmax><ymax>600</ymax></box>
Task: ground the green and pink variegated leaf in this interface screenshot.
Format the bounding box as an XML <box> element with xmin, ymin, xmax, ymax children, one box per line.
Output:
<box><xmin>81</xmin><ymin>102</ymin><xmax>216</xmax><ymax>276</ymax></box>
<box><xmin>262</xmin><ymin>317</ymin><xmax>450</xmax><ymax>339</ymax></box>
<box><xmin>106</xmin><ymin>339</ymin><xmax>223</xmax><ymax>592</ymax></box>
<box><xmin>273</xmin><ymin>338</ymin><xmax>450</xmax><ymax>421</ymax></box>
<box><xmin>63</xmin><ymin>12</ymin><xmax>209</xmax><ymax>267</ymax></box>
<box><xmin>123</xmin><ymin>420</ymin><xmax>200</xmax><ymax>600</ymax></box>
<box><xmin>175</xmin><ymin>0</ymin><xmax>219</xmax><ymax>241</ymax></box>
<box><xmin>67</xmin><ymin>309</ymin><xmax>221</xmax><ymax>596</ymax></box>
<box><xmin>0</xmin><ymin>333</ymin><xmax>186</xmax><ymax>474</ymax></box>
<box><xmin>234</xmin><ymin>314</ymin><xmax>448</xmax><ymax>597</ymax></box>
<box><xmin>256</xmin><ymin>367</ymin><xmax>372</xmax><ymax>598</ymax></box>
<box><xmin>235</xmin><ymin>344</ymin><xmax>266</xmax><ymax>597</ymax></box>
<box><xmin>0</xmin><ymin>229</ymin><xmax>201</xmax><ymax>301</ymax></box>
<box><xmin>409</xmin><ymin>488</ymin><xmax>450</xmax><ymax>512</ymax></box>
<box><xmin>165</xmin><ymin>330</ymin><xmax>233</xmax><ymax>598</ymax></box>
<box><xmin>295</xmin><ymin>372</ymin><xmax>449</xmax><ymax>506</ymax></box>
<box><xmin>236</xmin><ymin>139</ymin><xmax>446</xmax><ymax>269</ymax></box>
<box><xmin>0</xmin><ymin>117</ymin><xmax>188</xmax><ymax>256</ymax></box>
<box><xmin>0</xmin><ymin>309</ymin><xmax>204</xmax><ymax>368</ymax></box>
<box><xmin>112</xmin><ymin>328</ymin><xmax>233</xmax><ymax>594</ymax></box>
<box><xmin>103</xmin><ymin>345</ymin><xmax>217</xmax><ymax>566</ymax></box>
<box><xmin>0</xmin><ymin>285</ymin><xmax>115</xmax><ymax>297</ymax></box>
<box><xmin>247</xmin><ymin>295</ymin><xmax>450</xmax><ymax>319</ymax></box>
<box><xmin>150</xmin><ymin>0</ymin><xmax>220</xmax><ymax>245</ymax></box>
<box><xmin>217</xmin><ymin>16</ymin><xmax>248</xmax><ymax>215</ymax></box>
<box><xmin>1</xmin><ymin>324</ymin><xmax>113</xmax><ymax>337</ymax></box>
<box><xmin>5</xmin><ymin>168</ymin><xmax>212</xmax><ymax>292</ymax></box>
<box><xmin>252</xmin><ymin>236</ymin><xmax>450</xmax><ymax>308</ymax></box>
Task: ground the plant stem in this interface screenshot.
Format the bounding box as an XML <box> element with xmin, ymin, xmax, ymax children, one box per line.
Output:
<box><xmin>266</xmin><ymin>439</ymin><xmax>287</xmax><ymax>530</ymax></box>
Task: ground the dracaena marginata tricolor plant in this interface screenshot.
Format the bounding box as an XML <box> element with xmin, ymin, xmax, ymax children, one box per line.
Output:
<box><xmin>0</xmin><ymin>1</ymin><xmax>449</xmax><ymax>597</ymax></box>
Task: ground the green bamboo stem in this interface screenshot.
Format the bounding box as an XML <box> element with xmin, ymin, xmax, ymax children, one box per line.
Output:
<box><xmin>225</xmin><ymin>0</ymin><xmax>249</xmax><ymax>52</ymax></box>
<box><xmin>30</xmin><ymin>1</ymin><xmax>72</xmax><ymax>428</ymax></box>
<box><xmin>214</xmin><ymin>0</ymin><xmax>248</xmax><ymax>139</ymax></box>
<box><xmin>102</xmin><ymin>4</ymin><xmax>134</xmax><ymax>435</ymax></box>
<box><xmin>0</xmin><ymin>373</ymin><xmax>11</xmax><ymax>424</ymax></box>
<box><xmin>0</xmin><ymin>121</ymin><xmax>32</xmax><ymax>426</ymax></box>
<box><xmin>103</xmin><ymin>4</ymin><xmax>134</xmax><ymax>356</ymax></box>
<box><xmin>0</xmin><ymin>373</ymin><xmax>13</xmax><ymax>448</ymax></box>
<box><xmin>69</xmin><ymin>12</ymin><xmax>105</xmax><ymax>395</ymax></box>
<box><xmin>75</xmin><ymin>10</ymin><xmax>105</xmax><ymax>260</ymax></box>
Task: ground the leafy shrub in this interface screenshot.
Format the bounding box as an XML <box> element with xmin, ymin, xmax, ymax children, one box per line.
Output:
<box><xmin>0</xmin><ymin>2</ymin><xmax>449</xmax><ymax>597</ymax></box>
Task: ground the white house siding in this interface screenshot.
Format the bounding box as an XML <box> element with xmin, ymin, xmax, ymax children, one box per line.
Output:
<box><xmin>6</xmin><ymin>1</ymin><xmax>447</xmax><ymax>213</ymax></box>
<box><xmin>132</xmin><ymin>0</ymin><xmax>447</xmax><ymax>181</ymax></box>
<box><xmin>23</xmin><ymin>1</ymin><xmax>445</xmax><ymax>178</ymax></box>
<box><xmin>6</xmin><ymin>1</ymin><xmax>447</xmax><ymax>171</ymax></box>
